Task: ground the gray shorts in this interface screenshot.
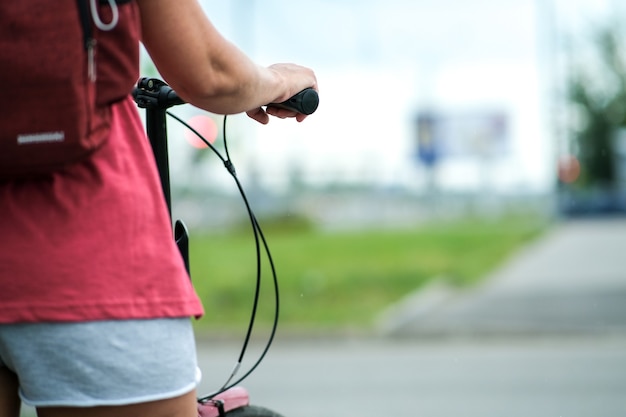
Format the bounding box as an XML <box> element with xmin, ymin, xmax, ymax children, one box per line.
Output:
<box><xmin>0</xmin><ymin>318</ymin><xmax>200</xmax><ymax>407</ymax></box>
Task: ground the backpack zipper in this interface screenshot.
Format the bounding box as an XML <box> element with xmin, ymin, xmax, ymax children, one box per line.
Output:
<box><xmin>91</xmin><ymin>0</ymin><xmax>119</xmax><ymax>31</ymax></box>
<box><xmin>76</xmin><ymin>0</ymin><xmax>97</xmax><ymax>82</ymax></box>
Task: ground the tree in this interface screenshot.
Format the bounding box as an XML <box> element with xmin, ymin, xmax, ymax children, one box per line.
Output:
<box><xmin>567</xmin><ymin>21</ymin><xmax>626</xmax><ymax>188</ymax></box>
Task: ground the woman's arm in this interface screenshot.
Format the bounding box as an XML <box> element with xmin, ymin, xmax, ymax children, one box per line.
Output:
<box><xmin>136</xmin><ymin>0</ymin><xmax>317</xmax><ymax>123</ymax></box>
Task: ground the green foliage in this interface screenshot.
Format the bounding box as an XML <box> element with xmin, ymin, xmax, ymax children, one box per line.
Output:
<box><xmin>567</xmin><ymin>21</ymin><xmax>626</xmax><ymax>187</ymax></box>
<box><xmin>188</xmin><ymin>216</ymin><xmax>546</xmax><ymax>331</ymax></box>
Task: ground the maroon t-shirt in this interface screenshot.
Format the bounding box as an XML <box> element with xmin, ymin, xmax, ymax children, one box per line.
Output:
<box><xmin>0</xmin><ymin>97</ymin><xmax>204</xmax><ymax>323</ymax></box>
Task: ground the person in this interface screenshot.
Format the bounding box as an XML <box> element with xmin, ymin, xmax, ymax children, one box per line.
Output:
<box><xmin>0</xmin><ymin>0</ymin><xmax>318</xmax><ymax>416</ymax></box>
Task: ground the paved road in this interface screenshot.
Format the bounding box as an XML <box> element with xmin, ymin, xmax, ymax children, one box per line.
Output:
<box><xmin>196</xmin><ymin>336</ymin><xmax>626</xmax><ymax>417</ymax></box>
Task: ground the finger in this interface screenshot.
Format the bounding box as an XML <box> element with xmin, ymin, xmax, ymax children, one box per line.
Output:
<box><xmin>266</xmin><ymin>106</ymin><xmax>298</xmax><ymax>119</ymax></box>
<box><xmin>246</xmin><ymin>108</ymin><xmax>269</xmax><ymax>124</ymax></box>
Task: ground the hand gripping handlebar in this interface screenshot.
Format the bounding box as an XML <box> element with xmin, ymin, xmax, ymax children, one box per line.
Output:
<box><xmin>133</xmin><ymin>77</ymin><xmax>319</xmax><ymax>115</ymax></box>
<box><xmin>267</xmin><ymin>88</ymin><xmax>319</xmax><ymax>115</ymax></box>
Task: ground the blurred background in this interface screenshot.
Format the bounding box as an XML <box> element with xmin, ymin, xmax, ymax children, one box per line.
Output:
<box><xmin>136</xmin><ymin>0</ymin><xmax>626</xmax><ymax>328</ymax></box>
<box><xmin>145</xmin><ymin>0</ymin><xmax>626</xmax><ymax>231</ymax></box>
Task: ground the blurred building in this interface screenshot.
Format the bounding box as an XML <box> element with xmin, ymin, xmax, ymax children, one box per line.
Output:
<box><xmin>139</xmin><ymin>1</ymin><xmax>626</xmax><ymax>227</ymax></box>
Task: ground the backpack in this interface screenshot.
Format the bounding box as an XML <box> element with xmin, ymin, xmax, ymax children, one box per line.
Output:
<box><xmin>0</xmin><ymin>0</ymin><xmax>140</xmax><ymax>181</ymax></box>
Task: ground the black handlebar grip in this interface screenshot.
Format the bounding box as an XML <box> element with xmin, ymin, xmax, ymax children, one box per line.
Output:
<box><xmin>268</xmin><ymin>88</ymin><xmax>319</xmax><ymax>115</ymax></box>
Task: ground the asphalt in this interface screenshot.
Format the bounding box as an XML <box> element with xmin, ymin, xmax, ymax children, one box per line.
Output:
<box><xmin>377</xmin><ymin>216</ymin><xmax>626</xmax><ymax>339</ymax></box>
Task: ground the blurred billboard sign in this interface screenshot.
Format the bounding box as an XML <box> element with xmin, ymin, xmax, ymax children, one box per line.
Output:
<box><xmin>415</xmin><ymin>110</ymin><xmax>509</xmax><ymax>166</ymax></box>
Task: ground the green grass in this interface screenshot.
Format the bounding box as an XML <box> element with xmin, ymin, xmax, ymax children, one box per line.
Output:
<box><xmin>189</xmin><ymin>216</ymin><xmax>547</xmax><ymax>331</ymax></box>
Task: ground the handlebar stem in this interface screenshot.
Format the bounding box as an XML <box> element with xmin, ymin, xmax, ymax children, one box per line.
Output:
<box><xmin>132</xmin><ymin>77</ymin><xmax>185</xmax><ymax>217</ymax></box>
<box><xmin>132</xmin><ymin>78</ymin><xmax>190</xmax><ymax>276</ymax></box>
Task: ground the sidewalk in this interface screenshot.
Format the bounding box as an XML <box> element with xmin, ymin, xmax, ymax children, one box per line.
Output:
<box><xmin>378</xmin><ymin>217</ymin><xmax>626</xmax><ymax>338</ymax></box>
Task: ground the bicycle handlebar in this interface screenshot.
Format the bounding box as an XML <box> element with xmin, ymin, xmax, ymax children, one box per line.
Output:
<box><xmin>133</xmin><ymin>77</ymin><xmax>319</xmax><ymax>115</ymax></box>
<box><xmin>133</xmin><ymin>78</ymin><xmax>184</xmax><ymax>109</ymax></box>
<box><xmin>267</xmin><ymin>88</ymin><xmax>319</xmax><ymax>115</ymax></box>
